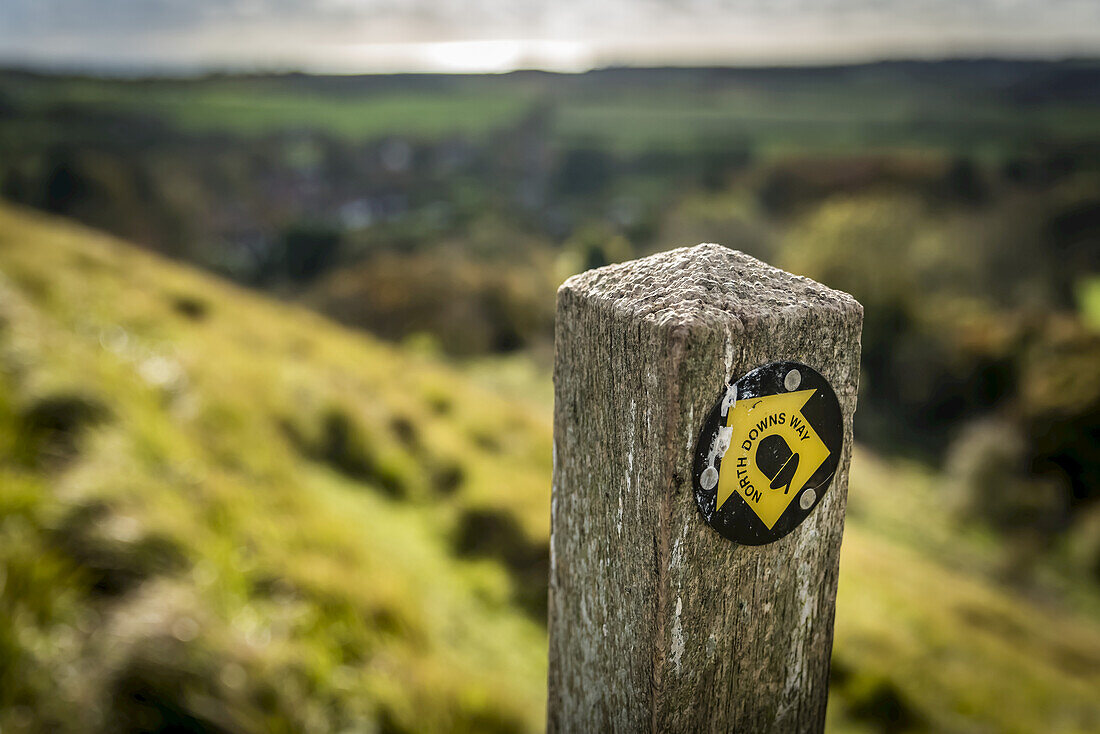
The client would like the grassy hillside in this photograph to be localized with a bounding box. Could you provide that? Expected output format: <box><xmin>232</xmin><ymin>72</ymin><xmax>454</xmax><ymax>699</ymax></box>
<box><xmin>0</xmin><ymin>203</ymin><xmax>551</xmax><ymax>732</ymax></box>
<box><xmin>0</xmin><ymin>204</ymin><xmax>1098</xmax><ymax>733</ymax></box>
<box><xmin>832</xmin><ymin>451</ymin><xmax>1100</xmax><ymax>734</ymax></box>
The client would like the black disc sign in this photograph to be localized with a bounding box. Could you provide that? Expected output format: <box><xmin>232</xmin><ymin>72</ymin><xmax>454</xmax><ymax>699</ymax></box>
<box><xmin>693</xmin><ymin>361</ymin><xmax>843</xmax><ymax>546</ymax></box>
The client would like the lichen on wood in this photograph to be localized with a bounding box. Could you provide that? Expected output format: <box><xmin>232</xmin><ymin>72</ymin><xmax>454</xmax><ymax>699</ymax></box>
<box><xmin>548</xmin><ymin>244</ymin><xmax>863</xmax><ymax>733</ymax></box>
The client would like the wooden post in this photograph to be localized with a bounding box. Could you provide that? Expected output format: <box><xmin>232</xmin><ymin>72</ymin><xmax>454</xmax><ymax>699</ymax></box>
<box><xmin>548</xmin><ymin>244</ymin><xmax>862</xmax><ymax>733</ymax></box>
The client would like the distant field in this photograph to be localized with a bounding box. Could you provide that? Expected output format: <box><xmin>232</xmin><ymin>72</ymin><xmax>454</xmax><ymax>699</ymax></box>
<box><xmin>552</xmin><ymin>98</ymin><xmax>1100</xmax><ymax>157</ymax></box>
<box><xmin>3</xmin><ymin>76</ymin><xmax>535</xmax><ymax>141</ymax></box>
<box><xmin>4</xmin><ymin>62</ymin><xmax>1100</xmax><ymax>156</ymax></box>
<box><xmin>548</xmin><ymin>69</ymin><xmax>1100</xmax><ymax>155</ymax></box>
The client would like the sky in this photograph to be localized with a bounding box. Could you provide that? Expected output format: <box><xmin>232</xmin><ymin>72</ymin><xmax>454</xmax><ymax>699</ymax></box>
<box><xmin>2</xmin><ymin>0</ymin><xmax>1099</xmax><ymax>74</ymax></box>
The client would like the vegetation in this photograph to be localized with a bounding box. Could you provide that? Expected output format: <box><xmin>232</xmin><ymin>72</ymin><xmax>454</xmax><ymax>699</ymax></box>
<box><xmin>0</xmin><ymin>205</ymin><xmax>551</xmax><ymax>732</ymax></box>
<box><xmin>1</xmin><ymin>204</ymin><xmax>1098</xmax><ymax>732</ymax></box>
<box><xmin>1</xmin><ymin>59</ymin><xmax>1099</xmax><ymax>731</ymax></box>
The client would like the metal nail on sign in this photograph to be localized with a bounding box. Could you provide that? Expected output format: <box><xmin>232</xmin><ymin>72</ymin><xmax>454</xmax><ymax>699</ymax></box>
<box><xmin>693</xmin><ymin>361</ymin><xmax>843</xmax><ymax>546</ymax></box>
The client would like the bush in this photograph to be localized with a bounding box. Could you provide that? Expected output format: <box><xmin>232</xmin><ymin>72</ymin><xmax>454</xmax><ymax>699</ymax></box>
<box><xmin>453</xmin><ymin>509</ymin><xmax>548</xmax><ymax>622</ymax></box>
<box><xmin>17</xmin><ymin>392</ymin><xmax>111</xmax><ymax>467</ymax></box>
<box><xmin>945</xmin><ymin>417</ymin><xmax>1069</xmax><ymax>538</ymax></box>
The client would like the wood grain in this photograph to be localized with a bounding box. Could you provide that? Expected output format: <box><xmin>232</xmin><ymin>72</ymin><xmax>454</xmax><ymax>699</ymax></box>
<box><xmin>548</xmin><ymin>244</ymin><xmax>863</xmax><ymax>733</ymax></box>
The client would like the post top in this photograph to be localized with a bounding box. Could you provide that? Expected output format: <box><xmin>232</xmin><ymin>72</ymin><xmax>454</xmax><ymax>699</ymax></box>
<box><xmin>559</xmin><ymin>243</ymin><xmax>861</xmax><ymax>331</ymax></box>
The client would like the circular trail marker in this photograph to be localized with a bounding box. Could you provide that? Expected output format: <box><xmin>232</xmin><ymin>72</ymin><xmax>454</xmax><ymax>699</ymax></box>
<box><xmin>693</xmin><ymin>361</ymin><xmax>843</xmax><ymax>546</ymax></box>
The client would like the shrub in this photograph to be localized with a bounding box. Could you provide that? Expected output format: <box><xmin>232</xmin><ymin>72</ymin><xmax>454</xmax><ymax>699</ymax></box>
<box><xmin>945</xmin><ymin>417</ymin><xmax>1069</xmax><ymax>537</ymax></box>
<box><xmin>17</xmin><ymin>392</ymin><xmax>111</xmax><ymax>467</ymax></box>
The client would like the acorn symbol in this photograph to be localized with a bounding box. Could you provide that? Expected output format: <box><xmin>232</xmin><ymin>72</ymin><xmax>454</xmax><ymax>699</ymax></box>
<box><xmin>756</xmin><ymin>434</ymin><xmax>800</xmax><ymax>494</ymax></box>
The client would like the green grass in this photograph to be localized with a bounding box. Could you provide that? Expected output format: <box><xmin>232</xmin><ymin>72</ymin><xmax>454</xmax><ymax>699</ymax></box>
<box><xmin>0</xmin><ymin>203</ymin><xmax>550</xmax><ymax>731</ymax></box>
<box><xmin>552</xmin><ymin>93</ymin><xmax>1100</xmax><ymax>158</ymax></box>
<box><xmin>0</xmin><ymin>204</ymin><xmax>1098</xmax><ymax>732</ymax></box>
<box><xmin>6</xmin><ymin>77</ymin><xmax>533</xmax><ymax>141</ymax></box>
<box><xmin>831</xmin><ymin>450</ymin><xmax>1100</xmax><ymax>734</ymax></box>
<box><xmin>6</xmin><ymin>70</ymin><xmax>1100</xmax><ymax>155</ymax></box>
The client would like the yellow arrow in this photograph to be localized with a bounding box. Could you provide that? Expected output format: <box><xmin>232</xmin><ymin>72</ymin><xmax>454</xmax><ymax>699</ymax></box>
<box><xmin>715</xmin><ymin>388</ymin><xmax>830</xmax><ymax>529</ymax></box>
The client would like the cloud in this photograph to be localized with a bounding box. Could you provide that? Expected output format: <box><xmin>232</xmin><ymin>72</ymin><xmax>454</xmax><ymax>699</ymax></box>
<box><xmin>1</xmin><ymin>0</ymin><xmax>1098</xmax><ymax>72</ymax></box>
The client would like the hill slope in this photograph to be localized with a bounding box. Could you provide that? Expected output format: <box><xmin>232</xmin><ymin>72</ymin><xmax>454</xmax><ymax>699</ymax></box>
<box><xmin>0</xmin><ymin>204</ymin><xmax>1098</xmax><ymax>733</ymax></box>
<box><xmin>0</xmin><ymin>204</ymin><xmax>552</xmax><ymax>732</ymax></box>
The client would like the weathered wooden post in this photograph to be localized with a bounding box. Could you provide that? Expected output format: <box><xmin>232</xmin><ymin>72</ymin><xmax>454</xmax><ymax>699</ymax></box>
<box><xmin>548</xmin><ymin>244</ymin><xmax>862</xmax><ymax>732</ymax></box>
